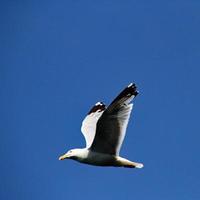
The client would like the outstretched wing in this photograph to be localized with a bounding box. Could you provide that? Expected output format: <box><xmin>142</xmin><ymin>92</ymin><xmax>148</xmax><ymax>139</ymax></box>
<box><xmin>90</xmin><ymin>83</ymin><xmax>138</xmax><ymax>155</ymax></box>
<box><xmin>81</xmin><ymin>102</ymin><xmax>106</xmax><ymax>148</ymax></box>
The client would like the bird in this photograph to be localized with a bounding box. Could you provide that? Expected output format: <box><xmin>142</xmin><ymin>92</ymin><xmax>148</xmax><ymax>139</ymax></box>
<box><xmin>59</xmin><ymin>83</ymin><xmax>144</xmax><ymax>168</ymax></box>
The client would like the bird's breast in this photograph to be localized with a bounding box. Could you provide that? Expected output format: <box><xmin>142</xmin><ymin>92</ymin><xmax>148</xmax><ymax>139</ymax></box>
<box><xmin>77</xmin><ymin>150</ymin><xmax>117</xmax><ymax>166</ymax></box>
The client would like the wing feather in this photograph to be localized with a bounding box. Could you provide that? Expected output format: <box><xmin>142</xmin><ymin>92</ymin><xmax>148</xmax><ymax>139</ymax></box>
<box><xmin>90</xmin><ymin>83</ymin><xmax>138</xmax><ymax>155</ymax></box>
<box><xmin>81</xmin><ymin>102</ymin><xmax>106</xmax><ymax>148</ymax></box>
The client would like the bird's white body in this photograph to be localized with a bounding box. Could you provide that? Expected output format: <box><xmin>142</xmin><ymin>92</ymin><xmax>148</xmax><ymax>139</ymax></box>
<box><xmin>69</xmin><ymin>148</ymin><xmax>143</xmax><ymax>168</ymax></box>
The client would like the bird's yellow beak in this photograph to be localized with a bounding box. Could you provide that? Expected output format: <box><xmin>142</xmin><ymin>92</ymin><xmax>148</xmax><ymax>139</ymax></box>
<box><xmin>59</xmin><ymin>153</ymin><xmax>70</xmax><ymax>160</ymax></box>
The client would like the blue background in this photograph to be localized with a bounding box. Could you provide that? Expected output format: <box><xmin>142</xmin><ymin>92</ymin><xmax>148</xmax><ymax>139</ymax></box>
<box><xmin>1</xmin><ymin>1</ymin><xmax>200</xmax><ymax>199</ymax></box>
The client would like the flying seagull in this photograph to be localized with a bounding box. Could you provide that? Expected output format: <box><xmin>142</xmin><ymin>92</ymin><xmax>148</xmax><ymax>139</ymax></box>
<box><xmin>59</xmin><ymin>83</ymin><xmax>144</xmax><ymax>168</ymax></box>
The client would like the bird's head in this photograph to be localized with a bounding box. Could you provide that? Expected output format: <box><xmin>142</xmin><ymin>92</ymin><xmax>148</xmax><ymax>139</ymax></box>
<box><xmin>59</xmin><ymin>149</ymin><xmax>82</xmax><ymax>160</ymax></box>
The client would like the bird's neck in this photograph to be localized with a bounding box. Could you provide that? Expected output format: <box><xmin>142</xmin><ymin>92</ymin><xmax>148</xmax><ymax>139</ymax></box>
<box><xmin>72</xmin><ymin>148</ymin><xmax>89</xmax><ymax>162</ymax></box>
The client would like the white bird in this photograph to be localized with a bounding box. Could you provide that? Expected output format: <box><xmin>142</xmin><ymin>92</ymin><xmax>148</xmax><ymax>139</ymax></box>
<box><xmin>59</xmin><ymin>83</ymin><xmax>144</xmax><ymax>168</ymax></box>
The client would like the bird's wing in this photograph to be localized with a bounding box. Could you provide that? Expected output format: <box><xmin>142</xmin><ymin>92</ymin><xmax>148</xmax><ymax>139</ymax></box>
<box><xmin>90</xmin><ymin>83</ymin><xmax>138</xmax><ymax>155</ymax></box>
<box><xmin>81</xmin><ymin>102</ymin><xmax>106</xmax><ymax>148</ymax></box>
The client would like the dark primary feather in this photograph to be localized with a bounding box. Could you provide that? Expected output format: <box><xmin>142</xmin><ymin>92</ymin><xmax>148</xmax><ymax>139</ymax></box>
<box><xmin>87</xmin><ymin>102</ymin><xmax>106</xmax><ymax>115</ymax></box>
<box><xmin>107</xmin><ymin>83</ymin><xmax>138</xmax><ymax>113</ymax></box>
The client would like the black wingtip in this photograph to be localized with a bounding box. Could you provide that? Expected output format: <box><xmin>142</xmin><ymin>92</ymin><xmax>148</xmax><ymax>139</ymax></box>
<box><xmin>88</xmin><ymin>102</ymin><xmax>106</xmax><ymax>115</ymax></box>
<box><xmin>127</xmin><ymin>83</ymin><xmax>139</xmax><ymax>97</ymax></box>
<box><xmin>109</xmin><ymin>83</ymin><xmax>139</xmax><ymax>106</ymax></box>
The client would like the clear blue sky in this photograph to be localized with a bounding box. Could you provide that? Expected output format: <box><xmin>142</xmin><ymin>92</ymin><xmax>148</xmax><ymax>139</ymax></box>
<box><xmin>1</xmin><ymin>1</ymin><xmax>200</xmax><ymax>200</ymax></box>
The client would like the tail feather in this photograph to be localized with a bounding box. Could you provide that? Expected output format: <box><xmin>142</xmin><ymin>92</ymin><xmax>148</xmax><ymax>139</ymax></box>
<box><xmin>124</xmin><ymin>161</ymin><xmax>144</xmax><ymax>168</ymax></box>
<box><xmin>117</xmin><ymin>157</ymin><xmax>144</xmax><ymax>168</ymax></box>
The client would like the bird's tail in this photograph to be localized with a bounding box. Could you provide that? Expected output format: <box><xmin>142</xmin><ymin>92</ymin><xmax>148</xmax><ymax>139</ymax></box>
<box><xmin>117</xmin><ymin>157</ymin><xmax>144</xmax><ymax>168</ymax></box>
<box><xmin>124</xmin><ymin>161</ymin><xmax>144</xmax><ymax>168</ymax></box>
